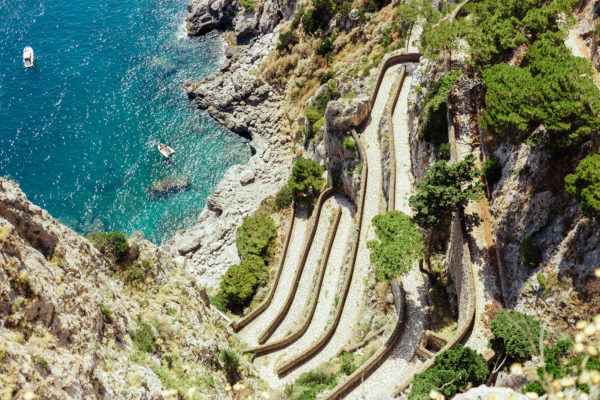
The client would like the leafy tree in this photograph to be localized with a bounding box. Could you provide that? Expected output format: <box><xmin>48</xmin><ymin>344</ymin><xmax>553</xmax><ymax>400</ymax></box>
<box><xmin>489</xmin><ymin>310</ymin><xmax>541</xmax><ymax>367</ymax></box>
<box><xmin>409</xmin><ymin>345</ymin><xmax>489</xmax><ymax>400</ymax></box>
<box><xmin>236</xmin><ymin>213</ymin><xmax>277</xmax><ymax>260</ymax></box>
<box><xmin>86</xmin><ymin>231</ymin><xmax>130</xmax><ymax>263</ymax></box>
<box><xmin>409</xmin><ymin>154</ymin><xmax>483</xmax><ymax>230</ymax></box>
<box><xmin>275</xmin><ymin>186</ymin><xmax>294</xmax><ymax>210</ymax></box>
<box><xmin>220</xmin><ymin>254</ymin><xmax>268</xmax><ymax>308</ymax></box>
<box><xmin>367</xmin><ymin>211</ymin><xmax>424</xmax><ymax>282</ymax></box>
<box><xmin>394</xmin><ymin>0</ymin><xmax>433</xmax><ymax>39</ymax></box>
<box><xmin>565</xmin><ymin>154</ymin><xmax>600</xmax><ymax>219</ymax></box>
<box><xmin>521</xmin><ymin>236</ymin><xmax>542</xmax><ymax>269</ymax></box>
<box><xmin>288</xmin><ymin>158</ymin><xmax>326</xmax><ymax>204</ymax></box>
<box><xmin>420</xmin><ymin>18</ymin><xmax>467</xmax><ymax>63</ymax></box>
<box><xmin>481</xmin><ymin>36</ymin><xmax>600</xmax><ymax>151</ymax></box>
<box><xmin>302</xmin><ymin>0</ymin><xmax>334</xmax><ymax>34</ymax></box>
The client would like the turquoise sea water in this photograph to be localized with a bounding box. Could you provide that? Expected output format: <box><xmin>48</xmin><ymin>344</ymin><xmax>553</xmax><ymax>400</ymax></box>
<box><xmin>0</xmin><ymin>0</ymin><xmax>251</xmax><ymax>243</ymax></box>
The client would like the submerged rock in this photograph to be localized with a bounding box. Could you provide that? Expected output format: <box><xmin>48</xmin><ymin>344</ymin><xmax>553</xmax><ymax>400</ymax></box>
<box><xmin>147</xmin><ymin>176</ymin><xmax>192</xmax><ymax>200</ymax></box>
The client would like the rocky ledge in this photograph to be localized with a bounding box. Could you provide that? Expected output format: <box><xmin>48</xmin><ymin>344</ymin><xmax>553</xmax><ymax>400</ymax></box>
<box><xmin>166</xmin><ymin>0</ymin><xmax>299</xmax><ymax>288</ymax></box>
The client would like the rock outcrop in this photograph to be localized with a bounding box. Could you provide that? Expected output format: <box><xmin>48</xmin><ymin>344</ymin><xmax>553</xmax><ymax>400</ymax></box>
<box><xmin>186</xmin><ymin>0</ymin><xmax>237</xmax><ymax>36</ymax></box>
<box><xmin>0</xmin><ymin>178</ymin><xmax>252</xmax><ymax>398</ymax></box>
<box><xmin>147</xmin><ymin>176</ymin><xmax>192</xmax><ymax>200</ymax></box>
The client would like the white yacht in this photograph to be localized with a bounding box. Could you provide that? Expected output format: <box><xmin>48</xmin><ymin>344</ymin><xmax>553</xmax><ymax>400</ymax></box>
<box><xmin>23</xmin><ymin>47</ymin><xmax>34</xmax><ymax>68</ymax></box>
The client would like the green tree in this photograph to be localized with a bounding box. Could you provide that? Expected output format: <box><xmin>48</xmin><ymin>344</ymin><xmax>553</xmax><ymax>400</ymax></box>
<box><xmin>394</xmin><ymin>0</ymin><xmax>433</xmax><ymax>39</ymax></box>
<box><xmin>86</xmin><ymin>231</ymin><xmax>130</xmax><ymax>263</ymax></box>
<box><xmin>409</xmin><ymin>345</ymin><xmax>489</xmax><ymax>400</ymax></box>
<box><xmin>288</xmin><ymin>158</ymin><xmax>326</xmax><ymax>204</ymax></box>
<box><xmin>220</xmin><ymin>254</ymin><xmax>268</xmax><ymax>308</ymax></box>
<box><xmin>565</xmin><ymin>154</ymin><xmax>600</xmax><ymax>219</ymax></box>
<box><xmin>236</xmin><ymin>213</ymin><xmax>277</xmax><ymax>260</ymax></box>
<box><xmin>275</xmin><ymin>186</ymin><xmax>294</xmax><ymax>210</ymax></box>
<box><xmin>409</xmin><ymin>154</ymin><xmax>483</xmax><ymax>230</ymax></box>
<box><xmin>489</xmin><ymin>310</ymin><xmax>541</xmax><ymax>368</ymax></box>
<box><xmin>367</xmin><ymin>211</ymin><xmax>424</xmax><ymax>282</ymax></box>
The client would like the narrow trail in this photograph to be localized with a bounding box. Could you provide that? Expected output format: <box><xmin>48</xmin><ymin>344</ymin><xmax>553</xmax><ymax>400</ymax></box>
<box><xmin>346</xmin><ymin>69</ymin><xmax>427</xmax><ymax>400</ymax></box>
<box><xmin>253</xmin><ymin>194</ymin><xmax>355</xmax><ymax>388</ymax></box>
<box><xmin>270</xmin><ymin>196</ymin><xmax>339</xmax><ymax>342</ymax></box>
<box><xmin>238</xmin><ymin>208</ymin><xmax>310</xmax><ymax>348</ymax></box>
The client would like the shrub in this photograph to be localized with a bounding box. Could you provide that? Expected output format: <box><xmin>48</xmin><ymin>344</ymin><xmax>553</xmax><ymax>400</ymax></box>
<box><xmin>409</xmin><ymin>345</ymin><xmax>489</xmax><ymax>400</ymax></box>
<box><xmin>521</xmin><ymin>236</ymin><xmax>542</xmax><ymax>269</ymax></box>
<box><xmin>483</xmin><ymin>155</ymin><xmax>503</xmax><ymax>186</ymax></box>
<box><xmin>275</xmin><ymin>186</ymin><xmax>294</xmax><ymax>210</ymax></box>
<box><xmin>219</xmin><ymin>349</ymin><xmax>240</xmax><ymax>383</ymax></box>
<box><xmin>305</xmin><ymin>105</ymin><xmax>323</xmax><ymax>142</ymax></box>
<box><xmin>489</xmin><ymin>310</ymin><xmax>541</xmax><ymax>365</ymax></box>
<box><xmin>220</xmin><ymin>255</ymin><xmax>268</xmax><ymax>309</ymax></box>
<box><xmin>409</xmin><ymin>154</ymin><xmax>483</xmax><ymax>230</ymax></box>
<box><xmin>288</xmin><ymin>158</ymin><xmax>326</xmax><ymax>204</ymax></box>
<box><xmin>86</xmin><ymin>231</ymin><xmax>129</xmax><ymax>262</ymax></box>
<box><xmin>367</xmin><ymin>211</ymin><xmax>424</xmax><ymax>282</ymax></box>
<box><xmin>100</xmin><ymin>305</ymin><xmax>112</xmax><ymax>323</ymax></box>
<box><xmin>343</xmin><ymin>137</ymin><xmax>357</xmax><ymax>151</ymax></box>
<box><xmin>240</xmin><ymin>0</ymin><xmax>255</xmax><ymax>11</ymax></box>
<box><xmin>315</xmin><ymin>35</ymin><xmax>334</xmax><ymax>57</ymax></box>
<box><xmin>436</xmin><ymin>143</ymin><xmax>451</xmax><ymax>161</ymax></box>
<box><xmin>340</xmin><ymin>353</ymin><xmax>357</xmax><ymax>375</ymax></box>
<box><xmin>124</xmin><ymin>266</ymin><xmax>145</xmax><ymax>286</ymax></box>
<box><xmin>320</xmin><ymin>70</ymin><xmax>334</xmax><ymax>85</ymax></box>
<box><xmin>277</xmin><ymin>29</ymin><xmax>298</xmax><ymax>53</ymax></box>
<box><xmin>236</xmin><ymin>213</ymin><xmax>277</xmax><ymax>260</ymax></box>
<box><xmin>523</xmin><ymin>381</ymin><xmax>546</xmax><ymax>396</ymax></box>
<box><xmin>302</xmin><ymin>0</ymin><xmax>334</xmax><ymax>34</ymax></box>
<box><xmin>285</xmin><ymin>370</ymin><xmax>338</xmax><ymax>400</ymax></box>
<box><xmin>133</xmin><ymin>321</ymin><xmax>155</xmax><ymax>353</ymax></box>
<box><xmin>565</xmin><ymin>154</ymin><xmax>600</xmax><ymax>219</ymax></box>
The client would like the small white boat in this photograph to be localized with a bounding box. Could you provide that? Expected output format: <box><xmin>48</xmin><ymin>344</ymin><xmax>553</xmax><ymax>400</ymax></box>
<box><xmin>23</xmin><ymin>47</ymin><xmax>34</xmax><ymax>68</ymax></box>
<box><xmin>158</xmin><ymin>143</ymin><xmax>175</xmax><ymax>158</ymax></box>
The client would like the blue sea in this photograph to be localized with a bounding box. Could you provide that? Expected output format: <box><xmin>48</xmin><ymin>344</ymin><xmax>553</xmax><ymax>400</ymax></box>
<box><xmin>0</xmin><ymin>0</ymin><xmax>251</xmax><ymax>243</ymax></box>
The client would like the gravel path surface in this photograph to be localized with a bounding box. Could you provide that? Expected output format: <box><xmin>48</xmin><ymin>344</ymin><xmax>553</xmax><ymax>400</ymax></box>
<box><xmin>347</xmin><ymin>69</ymin><xmax>426</xmax><ymax>400</ymax></box>
<box><xmin>393</xmin><ymin>74</ymin><xmax>416</xmax><ymax>213</ymax></box>
<box><xmin>238</xmin><ymin>207</ymin><xmax>310</xmax><ymax>348</ymax></box>
<box><xmin>269</xmin><ymin>197</ymin><xmax>338</xmax><ymax>342</ymax></box>
<box><xmin>253</xmin><ymin>194</ymin><xmax>354</xmax><ymax>388</ymax></box>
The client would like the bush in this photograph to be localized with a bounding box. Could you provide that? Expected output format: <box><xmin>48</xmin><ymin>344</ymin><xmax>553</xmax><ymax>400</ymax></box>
<box><xmin>320</xmin><ymin>70</ymin><xmax>334</xmax><ymax>85</ymax></box>
<box><xmin>277</xmin><ymin>29</ymin><xmax>299</xmax><ymax>53</ymax></box>
<box><xmin>100</xmin><ymin>305</ymin><xmax>112</xmax><ymax>323</ymax></box>
<box><xmin>302</xmin><ymin>0</ymin><xmax>334</xmax><ymax>34</ymax></box>
<box><xmin>523</xmin><ymin>381</ymin><xmax>546</xmax><ymax>396</ymax></box>
<box><xmin>409</xmin><ymin>345</ymin><xmax>489</xmax><ymax>400</ymax></box>
<box><xmin>565</xmin><ymin>154</ymin><xmax>600</xmax><ymax>219</ymax></box>
<box><xmin>133</xmin><ymin>321</ymin><xmax>155</xmax><ymax>353</ymax></box>
<box><xmin>489</xmin><ymin>310</ymin><xmax>541</xmax><ymax>365</ymax></box>
<box><xmin>409</xmin><ymin>154</ymin><xmax>483</xmax><ymax>230</ymax></box>
<box><xmin>124</xmin><ymin>266</ymin><xmax>145</xmax><ymax>286</ymax></box>
<box><xmin>436</xmin><ymin>142</ymin><xmax>451</xmax><ymax>161</ymax></box>
<box><xmin>340</xmin><ymin>353</ymin><xmax>357</xmax><ymax>375</ymax></box>
<box><xmin>275</xmin><ymin>186</ymin><xmax>294</xmax><ymax>210</ymax></box>
<box><xmin>288</xmin><ymin>158</ymin><xmax>326</xmax><ymax>204</ymax></box>
<box><xmin>367</xmin><ymin>211</ymin><xmax>424</xmax><ymax>282</ymax></box>
<box><xmin>86</xmin><ymin>231</ymin><xmax>129</xmax><ymax>262</ymax></box>
<box><xmin>220</xmin><ymin>255</ymin><xmax>268</xmax><ymax>309</ymax></box>
<box><xmin>219</xmin><ymin>349</ymin><xmax>240</xmax><ymax>383</ymax></box>
<box><xmin>315</xmin><ymin>35</ymin><xmax>334</xmax><ymax>57</ymax></box>
<box><xmin>343</xmin><ymin>137</ymin><xmax>357</xmax><ymax>151</ymax></box>
<box><xmin>236</xmin><ymin>213</ymin><xmax>277</xmax><ymax>260</ymax></box>
<box><xmin>483</xmin><ymin>155</ymin><xmax>503</xmax><ymax>186</ymax></box>
<box><xmin>240</xmin><ymin>0</ymin><xmax>255</xmax><ymax>11</ymax></box>
<box><xmin>521</xmin><ymin>236</ymin><xmax>542</xmax><ymax>269</ymax></box>
<box><xmin>285</xmin><ymin>370</ymin><xmax>338</xmax><ymax>400</ymax></box>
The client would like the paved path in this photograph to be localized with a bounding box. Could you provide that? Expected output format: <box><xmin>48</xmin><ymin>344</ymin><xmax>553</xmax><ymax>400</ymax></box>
<box><xmin>238</xmin><ymin>207</ymin><xmax>310</xmax><ymax>348</ymax></box>
<box><xmin>253</xmin><ymin>194</ymin><xmax>355</xmax><ymax>388</ymax></box>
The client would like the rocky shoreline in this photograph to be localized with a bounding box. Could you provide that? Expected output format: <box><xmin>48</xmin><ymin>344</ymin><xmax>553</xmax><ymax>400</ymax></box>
<box><xmin>165</xmin><ymin>0</ymin><xmax>298</xmax><ymax>288</ymax></box>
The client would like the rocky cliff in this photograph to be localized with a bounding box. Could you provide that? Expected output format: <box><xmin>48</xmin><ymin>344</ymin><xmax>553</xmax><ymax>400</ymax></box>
<box><xmin>0</xmin><ymin>178</ymin><xmax>261</xmax><ymax>399</ymax></box>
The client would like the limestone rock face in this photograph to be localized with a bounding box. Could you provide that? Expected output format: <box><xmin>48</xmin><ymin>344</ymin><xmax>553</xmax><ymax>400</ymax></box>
<box><xmin>325</xmin><ymin>97</ymin><xmax>370</xmax><ymax>133</ymax></box>
<box><xmin>186</xmin><ymin>0</ymin><xmax>237</xmax><ymax>36</ymax></box>
<box><xmin>0</xmin><ymin>178</ymin><xmax>243</xmax><ymax>398</ymax></box>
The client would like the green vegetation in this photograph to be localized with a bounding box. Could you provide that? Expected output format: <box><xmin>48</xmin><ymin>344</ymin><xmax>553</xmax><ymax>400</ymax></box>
<box><xmin>275</xmin><ymin>186</ymin><xmax>294</xmax><ymax>210</ymax></box>
<box><xmin>86</xmin><ymin>231</ymin><xmax>129</xmax><ymax>263</ymax></box>
<box><xmin>489</xmin><ymin>310</ymin><xmax>541</xmax><ymax>365</ymax></box>
<box><xmin>284</xmin><ymin>370</ymin><xmax>338</xmax><ymax>400</ymax></box>
<box><xmin>219</xmin><ymin>254</ymin><xmax>268</xmax><ymax>309</ymax></box>
<box><xmin>302</xmin><ymin>0</ymin><xmax>334</xmax><ymax>34</ymax></box>
<box><xmin>482</xmin><ymin>155</ymin><xmax>502</xmax><ymax>186</ymax></box>
<box><xmin>288</xmin><ymin>157</ymin><xmax>326</xmax><ymax>204</ymax></box>
<box><xmin>304</xmin><ymin>105</ymin><xmax>323</xmax><ymax>142</ymax></box>
<box><xmin>409</xmin><ymin>345</ymin><xmax>489</xmax><ymax>400</ymax></box>
<box><xmin>409</xmin><ymin>154</ymin><xmax>483</xmax><ymax>230</ymax></box>
<box><xmin>343</xmin><ymin>137</ymin><xmax>357</xmax><ymax>151</ymax></box>
<box><xmin>418</xmin><ymin>70</ymin><xmax>462</xmax><ymax>148</ymax></box>
<box><xmin>436</xmin><ymin>143</ymin><xmax>451</xmax><ymax>161</ymax></box>
<box><xmin>219</xmin><ymin>349</ymin><xmax>240</xmax><ymax>383</ymax></box>
<box><xmin>240</xmin><ymin>0</ymin><xmax>255</xmax><ymax>11</ymax></box>
<box><xmin>565</xmin><ymin>154</ymin><xmax>600</xmax><ymax>219</ymax></box>
<box><xmin>132</xmin><ymin>321</ymin><xmax>155</xmax><ymax>353</ymax></box>
<box><xmin>100</xmin><ymin>305</ymin><xmax>112</xmax><ymax>323</ymax></box>
<box><xmin>520</xmin><ymin>236</ymin><xmax>542</xmax><ymax>269</ymax></box>
<box><xmin>340</xmin><ymin>352</ymin><xmax>357</xmax><ymax>375</ymax></box>
<box><xmin>315</xmin><ymin>34</ymin><xmax>334</xmax><ymax>61</ymax></box>
<box><xmin>277</xmin><ymin>29</ymin><xmax>299</xmax><ymax>52</ymax></box>
<box><xmin>236</xmin><ymin>213</ymin><xmax>277</xmax><ymax>260</ymax></box>
<box><xmin>367</xmin><ymin>211</ymin><xmax>424</xmax><ymax>282</ymax></box>
<box><xmin>36</xmin><ymin>355</ymin><xmax>48</xmax><ymax>373</ymax></box>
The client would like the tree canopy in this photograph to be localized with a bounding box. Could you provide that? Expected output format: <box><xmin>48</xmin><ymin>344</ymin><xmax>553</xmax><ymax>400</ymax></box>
<box><xmin>220</xmin><ymin>254</ymin><xmax>268</xmax><ymax>309</ymax></box>
<box><xmin>489</xmin><ymin>310</ymin><xmax>542</xmax><ymax>365</ymax></box>
<box><xmin>236</xmin><ymin>213</ymin><xmax>277</xmax><ymax>260</ymax></box>
<box><xmin>288</xmin><ymin>157</ymin><xmax>326</xmax><ymax>204</ymax></box>
<box><xmin>367</xmin><ymin>211</ymin><xmax>424</xmax><ymax>282</ymax></box>
<box><xmin>409</xmin><ymin>154</ymin><xmax>483</xmax><ymax>230</ymax></box>
<box><xmin>565</xmin><ymin>154</ymin><xmax>600</xmax><ymax>219</ymax></box>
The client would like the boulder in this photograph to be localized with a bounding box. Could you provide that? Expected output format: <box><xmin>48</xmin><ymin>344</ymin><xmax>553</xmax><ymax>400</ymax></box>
<box><xmin>240</xmin><ymin>169</ymin><xmax>255</xmax><ymax>185</ymax></box>
<box><xmin>325</xmin><ymin>97</ymin><xmax>370</xmax><ymax>132</ymax></box>
<box><xmin>147</xmin><ymin>176</ymin><xmax>192</xmax><ymax>200</ymax></box>
<box><xmin>186</xmin><ymin>0</ymin><xmax>237</xmax><ymax>36</ymax></box>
